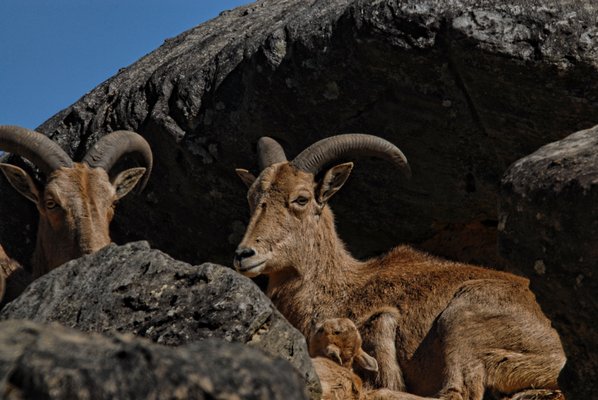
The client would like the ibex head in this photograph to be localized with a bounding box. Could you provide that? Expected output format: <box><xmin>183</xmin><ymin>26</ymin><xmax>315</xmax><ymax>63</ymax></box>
<box><xmin>233</xmin><ymin>134</ymin><xmax>410</xmax><ymax>278</ymax></box>
<box><xmin>309</xmin><ymin>317</ymin><xmax>378</xmax><ymax>372</ymax></box>
<box><xmin>0</xmin><ymin>126</ymin><xmax>152</xmax><ymax>277</ymax></box>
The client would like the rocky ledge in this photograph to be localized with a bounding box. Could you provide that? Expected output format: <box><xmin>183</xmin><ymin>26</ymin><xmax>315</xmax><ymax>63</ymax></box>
<box><xmin>0</xmin><ymin>242</ymin><xmax>320</xmax><ymax>399</ymax></box>
<box><xmin>0</xmin><ymin>319</ymin><xmax>307</xmax><ymax>400</ymax></box>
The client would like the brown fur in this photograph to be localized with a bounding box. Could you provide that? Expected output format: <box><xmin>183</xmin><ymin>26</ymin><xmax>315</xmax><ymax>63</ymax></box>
<box><xmin>0</xmin><ymin>244</ymin><xmax>31</xmax><ymax>306</ymax></box>
<box><xmin>235</xmin><ymin>163</ymin><xmax>566</xmax><ymax>400</ymax></box>
<box><xmin>313</xmin><ymin>357</ymin><xmax>364</xmax><ymax>400</ymax></box>
<box><xmin>309</xmin><ymin>318</ymin><xmax>374</xmax><ymax>400</ymax></box>
<box><xmin>0</xmin><ymin>163</ymin><xmax>144</xmax><ymax>300</ymax></box>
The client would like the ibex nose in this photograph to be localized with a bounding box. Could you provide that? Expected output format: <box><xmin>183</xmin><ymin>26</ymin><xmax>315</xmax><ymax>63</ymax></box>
<box><xmin>234</xmin><ymin>247</ymin><xmax>256</xmax><ymax>262</ymax></box>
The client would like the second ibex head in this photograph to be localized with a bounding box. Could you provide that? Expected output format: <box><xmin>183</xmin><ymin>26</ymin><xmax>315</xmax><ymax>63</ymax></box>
<box><xmin>0</xmin><ymin>125</ymin><xmax>152</xmax><ymax>278</ymax></box>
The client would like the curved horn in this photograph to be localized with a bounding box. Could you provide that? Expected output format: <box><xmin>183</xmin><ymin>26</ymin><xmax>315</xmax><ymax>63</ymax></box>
<box><xmin>257</xmin><ymin>137</ymin><xmax>287</xmax><ymax>170</ymax></box>
<box><xmin>82</xmin><ymin>130</ymin><xmax>153</xmax><ymax>191</ymax></box>
<box><xmin>0</xmin><ymin>125</ymin><xmax>73</xmax><ymax>175</ymax></box>
<box><xmin>291</xmin><ymin>134</ymin><xmax>411</xmax><ymax>178</ymax></box>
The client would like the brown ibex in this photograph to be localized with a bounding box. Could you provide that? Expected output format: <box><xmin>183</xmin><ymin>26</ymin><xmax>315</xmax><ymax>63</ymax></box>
<box><xmin>234</xmin><ymin>134</ymin><xmax>566</xmax><ymax>400</ymax></box>
<box><xmin>309</xmin><ymin>317</ymin><xmax>378</xmax><ymax>400</ymax></box>
<box><xmin>0</xmin><ymin>125</ymin><xmax>152</xmax><ymax>302</ymax></box>
<box><xmin>310</xmin><ymin>317</ymin><xmax>439</xmax><ymax>400</ymax></box>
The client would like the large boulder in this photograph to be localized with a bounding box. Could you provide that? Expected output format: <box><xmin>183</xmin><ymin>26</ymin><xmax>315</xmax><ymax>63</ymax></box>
<box><xmin>1</xmin><ymin>0</ymin><xmax>596</xmax><ymax>269</ymax></box>
<box><xmin>0</xmin><ymin>0</ymin><xmax>596</xmax><ymax>397</ymax></box>
<box><xmin>0</xmin><ymin>319</ymin><xmax>308</xmax><ymax>400</ymax></box>
<box><xmin>499</xmin><ymin>125</ymin><xmax>598</xmax><ymax>399</ymax></box>
<box><xmin>0</xmin><ymin>242</ymin><xmax>320</xmax><ymax>399</ymax></box>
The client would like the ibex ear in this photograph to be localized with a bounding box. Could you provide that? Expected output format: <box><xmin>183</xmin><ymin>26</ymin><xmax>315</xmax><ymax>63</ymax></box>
<box><xmin>112</xmin><ymin>167</ymin><xmax>146</xmax><ymax>200</ymax></box>
<box><xmin>317</xmin><ymin>162</ymin><xmax>353</xmax><ymax>204</ymax></box>
<box><xmin>355</xmin><ymin>348</ymin><xmax>378</xmax><ymax>372</ymax></box>
<box><xmin>236</xmin><ymin>168</ymin><xmax>256</xmax><ymax>188</ymax></box>
<box><xmin>0</xmin><ymin>163</ymin><xmax>40</xmax><ymax>203</ymax></box>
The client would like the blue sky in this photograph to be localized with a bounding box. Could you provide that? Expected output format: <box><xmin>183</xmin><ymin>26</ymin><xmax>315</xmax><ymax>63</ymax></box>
<box><xmin>0</xmin><ymin>0</ymin><xmax>251</xmax><ymax>130</ymax></box>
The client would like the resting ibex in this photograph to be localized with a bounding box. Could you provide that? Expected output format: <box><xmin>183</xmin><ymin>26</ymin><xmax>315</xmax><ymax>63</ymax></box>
<box><xmin>234</xmin><ymin>134</ymin><xmax>566</xmax><ymax>400</ymax></box>
<box><xmin>309</xmin><ymin>318</ymin><xmax>378</xmax><ymax>400</ymax></box>
<box><xmin>0</xmin><ymin>125</ymin><xmax>152</xmax><ymax>301</ymax></box>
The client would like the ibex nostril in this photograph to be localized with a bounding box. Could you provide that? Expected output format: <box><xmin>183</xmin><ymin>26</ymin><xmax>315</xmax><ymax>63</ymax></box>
<box><xmin>234</xmin><ymin>247</ymin><xmax>256</xmax><ymax>261</ymax></box>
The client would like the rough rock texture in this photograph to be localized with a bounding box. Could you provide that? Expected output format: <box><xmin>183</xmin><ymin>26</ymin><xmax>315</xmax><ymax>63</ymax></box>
<box><xmin>0</xmin><ymin>242</ymin><xmax>320</xmax><ymax>399</ymax></box>
<box><xmin>499</xmin><ymin>125</ymin><xmax>598</xmax><ymax>399</ymax></box>
<box><xmin>0</xmin><ymin>319</ymin><xmax>308</xmax><ymax>400</ymax></box>
<box><xmin>0</xmin><ymin>0</ymin><xmax>596</xmax><ymax>397</ymax></box>
<box><xmin>1</xmin><ymin>0</ymin><xmax>597</xmax><ymax>269</ymax></box>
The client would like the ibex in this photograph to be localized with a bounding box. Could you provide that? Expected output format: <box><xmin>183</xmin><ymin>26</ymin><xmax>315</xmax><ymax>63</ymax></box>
<box><xmin>309</xmin><ymin>317</ymin><xmax>377</xmax><ymax>400</ymax></box>
<box><xmin>0</xmin><ymin>125</ymin><xmax>152</xmax><ymax>302</ymax></box>
<box><xmin>234</xmin><ymin>134</ymin><xmax>566</xmax><ymax>400</ymax></box>
<box><xmin>310</xmin><ymin>317</ymin><xmax>439</xmax><ymax>400</ymax></box>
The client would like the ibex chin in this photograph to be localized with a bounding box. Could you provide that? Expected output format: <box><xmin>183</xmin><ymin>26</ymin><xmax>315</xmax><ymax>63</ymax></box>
<box><xmin>234</xmin><ymin>134</ymin><xmax>566</xmax><ymax>400</ymax></box>
<box><xmin>0</xmin><ymin>125</ymin><xmax>152</xmax><ymax>302</ymax></box>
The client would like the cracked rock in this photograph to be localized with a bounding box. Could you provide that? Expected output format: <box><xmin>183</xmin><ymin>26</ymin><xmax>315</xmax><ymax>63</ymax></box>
<box><xmin>0</xmin><ymin>242</ymin><xmax>320</xmax><ymax>399</ymax></box>
<box><xmin>0</xmin><ymin>319</ymin><xmax>308</xmax><ymax>400</ymax></box>
<box><xmin>499</xmin><ymin>124</ymin><xmax>598</xmax><ymax>399</ymax></box>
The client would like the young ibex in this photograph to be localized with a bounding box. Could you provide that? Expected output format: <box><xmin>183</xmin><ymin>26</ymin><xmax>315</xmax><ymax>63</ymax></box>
<box><xmin>0</xmin><ymin>125</ymin><xmax>152</xmax><ymax>301</ymax></box>
<box><xmin>234</xmin><ymin>134</ymin><xmax>566</xmax><ymax>400</ymax></box>
<box><xmin>310</xmin><ymin>318</ymin><xmax>439</xmax><ymax>400</ymax></box>
<box><xmin>309</xmin><ymin>318</ymin><xmax>378</xmax><ymax>400</ymax></box>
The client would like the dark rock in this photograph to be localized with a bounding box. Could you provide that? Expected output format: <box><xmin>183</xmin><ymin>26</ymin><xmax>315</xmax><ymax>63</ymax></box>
<box><xmin>0</xmin><ymin>319</ymin><xmax>308</xmax><ymax>400</ymax></box>
<box><xmin>0</xmin><ymin>0</ymin><xmax>596</xmax><ymax>396</ymax></box>
<box><xmin>0</xmin><ymin>242</ymin><xmax>320</xmax><ymax>399</ymax></box>
<box><xmin>499</xmin><ymin>125</ymin><xmax>598</xmax><ymax>400</ymax></box>
<box><xmin>1</xmin><ymin>0</ymin><xmax>597</xmax><ymax>270</ymax></box>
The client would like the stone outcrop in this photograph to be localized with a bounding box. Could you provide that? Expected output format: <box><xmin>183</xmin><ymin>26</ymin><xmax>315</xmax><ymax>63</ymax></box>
<box><xmin>0</xmin><ymin>242</ymin><xmax>320</xmax><ymax>398</ymax></box>
<box><xmin>1</xmin><ymin>0</ymin><xmax>596</xmax><ymax>269</ymax></box>
<box><xmin>499</xmin><ymin>125</ymin><xmax>598</xmax><ymax>399</ymax></box>
<box><xmin>0</xmin><ymin>319</ymin><xmax>308</xmax><ymax>400</ymax></box>
<box><xmin>0</xmin><ymin>0</ymin><xmax>596</xmax><ymax>398</ymax></box>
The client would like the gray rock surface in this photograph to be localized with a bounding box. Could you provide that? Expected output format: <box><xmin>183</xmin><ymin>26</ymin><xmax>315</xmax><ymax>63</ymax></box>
<box><xmin>0</xmin><ymin>319</ymin><xmax>308</xmax><ymax>400</ymax></box>
<box><xmin>1</xmin><ymin>0</ymin><xmax>597</xmax><ymax>270</ymax></box>
<box><xmin>499</xmin><ymin>125</ymin><xmax>598</xmax><ymax>399</ymax></box>
<box><xmin>0</xmin><ymin>0</ymin><xmax>596</xmax><ymax>398</ymax></box>
<box><xmin>0</xmin><ymin>242</ymin><xmax>320</xmax><ymax>399</ymax></box>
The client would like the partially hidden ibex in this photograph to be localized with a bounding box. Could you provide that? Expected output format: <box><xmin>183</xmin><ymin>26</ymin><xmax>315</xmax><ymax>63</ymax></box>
<box><xmin>310</xmin><ymin>317</ymin><xmax>438</xmax><ymax>400</ymax></box>
<box><xmin>309</xmin><ymin>317</ymin><xmax>377</xmax><ymax>400</ymax></box>
<box><xmin>0</xmin><ymin>125</ymin><xmax>152</xmax><ymax>302</ymax></box>
<box><xmin>234</xmin><ymin>134</ymin><xmax>566</xmax><ymax>400</ymax></box>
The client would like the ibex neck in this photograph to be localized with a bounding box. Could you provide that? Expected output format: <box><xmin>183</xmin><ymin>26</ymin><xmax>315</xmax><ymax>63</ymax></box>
<box><xmin>266</xmin><ymin>207</ymin><xmax>362</xmax><ymax>334</ymax></box>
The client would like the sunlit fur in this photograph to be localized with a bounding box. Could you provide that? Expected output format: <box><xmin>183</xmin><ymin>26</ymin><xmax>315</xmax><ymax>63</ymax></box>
<box><xmin>236</xmin><ymin>162</ymin><xmax>566</xmax><ymax>400</ymax></box>
<box><xmin>309</xmin><ymin>318</ymin><xmax>372</xmax><ymax>400</ymax></box>
<box><xmin>30</xmin><ymin>164</ymin><xmax>117</xmax><ymax>277</ymax></box>
<box><xmin>0</xmin><ymin>162</ymin><xmax>144</xmax><ymax>304</ymax></box>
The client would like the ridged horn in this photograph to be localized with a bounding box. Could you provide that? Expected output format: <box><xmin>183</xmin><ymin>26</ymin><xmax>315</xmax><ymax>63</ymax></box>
<box><xmin>257</xmin><ymin>137</ymin><xmax>287</xmax><ymax>170</ymax></box>
<box><xmin>291</xmin><ymin>134</ymin><xmax>411</xmax><ymax>177</ymax></box>
<box><xmin>82</xmin><ymin>130</ymin><xmax>153</xmax><ymax>191</ymax></box>
<box><xmin>0</xmin><ymin>125</ymin><xmax>73</xmax><ymax>175</ymax></box>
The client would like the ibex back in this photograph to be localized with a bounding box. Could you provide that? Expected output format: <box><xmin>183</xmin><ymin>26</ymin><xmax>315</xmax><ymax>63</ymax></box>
<box><xmin>234</xmin><ymin>134</ymin><xmax>566</xmax><ymax>400</ymax></box>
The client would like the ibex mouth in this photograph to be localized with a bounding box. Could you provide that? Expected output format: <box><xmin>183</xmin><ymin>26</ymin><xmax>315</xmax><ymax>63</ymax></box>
<box><xmin>235</xmin><ymin>257</ymin><xmax>268</xmax><ymax>277</ymax></box>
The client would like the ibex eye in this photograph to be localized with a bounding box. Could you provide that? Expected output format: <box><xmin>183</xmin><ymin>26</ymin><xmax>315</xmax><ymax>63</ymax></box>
<box><xmin>45</xmin><ymin>200</ymin><xmax>57</xmax><ymax>209</ymax></box>
<box><xmin>294</xmin><ymin>196</ymin><xmax>309</xmax><ymax>206</ymax></box>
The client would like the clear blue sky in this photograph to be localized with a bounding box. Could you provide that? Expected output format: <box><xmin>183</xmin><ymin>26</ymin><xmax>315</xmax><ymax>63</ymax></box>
<box><xmin>0</xmin><ymin>0</ymin><xmax>251</xmax><ymax>130</ymax></box>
